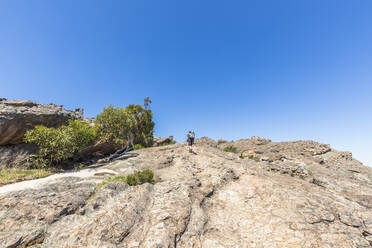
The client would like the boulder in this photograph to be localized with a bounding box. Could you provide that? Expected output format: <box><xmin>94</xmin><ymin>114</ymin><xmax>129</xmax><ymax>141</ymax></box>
<box><xmin>0</xmin><ymin>99</ymin><xmax>83</xmax><ymax>145</ymax></box>
<box><xmin>240</xmin><ymin>149</ymin><xmax>257</xmax><ymax>158</ymax></box>
<box><xmin>79</xmin><ymin>140</ymin><xmax>118</xmax><ymax>160</ymax></box>
<box><xmin>153</xmin><ymin>135</ymin><xmax>174</xmax><ymax>147</ymax></box>
<box><xmin>251</xmin><ymin>136</ymin><xmax>271</xmax><ymax>145</ymax></box>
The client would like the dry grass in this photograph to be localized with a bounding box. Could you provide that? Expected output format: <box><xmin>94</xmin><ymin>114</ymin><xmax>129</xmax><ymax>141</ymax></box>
<box><xmin>0</xmin><ymin>168</ymin><xmax>53</xmax><ymax>186</ymax></box>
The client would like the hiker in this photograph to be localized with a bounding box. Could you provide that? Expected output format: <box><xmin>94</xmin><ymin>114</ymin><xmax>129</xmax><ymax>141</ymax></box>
<box><xmin>187</xmin><ymin>131</ymin><xmax>195</xmax><ymax>148</ymax></box>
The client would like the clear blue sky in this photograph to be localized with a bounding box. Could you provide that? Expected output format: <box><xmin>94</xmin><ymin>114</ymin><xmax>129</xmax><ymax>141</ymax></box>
<box><xmin>1</xmin><ymin>1</ymin><xmax>371</xmax><ymax>165</ymax></box>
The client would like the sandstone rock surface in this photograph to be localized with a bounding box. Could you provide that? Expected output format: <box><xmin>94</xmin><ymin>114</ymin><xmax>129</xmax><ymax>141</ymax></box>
<box><xmin>0</xmin><ymin>99</ymin><xmax>83</xmax><ymax>146</ymax></box>
<box><xmin>153</xmin><ymin>135</ymin><xmax>174</xmax><ymax>147</ymax></box>
<box><xmin>1</xmin><ymin>137</ymin><xmax>372</xmax><ymax>247</ymax></box>
<box><xmin>0</xmin><ymin>143</ymin><xmax>37</xmax><ymax>169</ymax></box>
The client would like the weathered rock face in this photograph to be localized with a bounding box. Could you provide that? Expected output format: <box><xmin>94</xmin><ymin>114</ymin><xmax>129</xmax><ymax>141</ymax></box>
<box><xmin>0</xmin><ymin>177</ymin><xmax>96</xmax><ymax>247</ymax></box>
<box><xmin>79</xmin><ymin>140</ymin><xmax>118</xmax><ymax>160</ymax></box>
<box><xmin>153</xmin><ymin>135</ymin><xmax>174</xmax><ymax>147</ymax></box>
<box><xmin>1</xmin><ymin>137</ymin><xmax>372</xmax><ymax>247</ymax></box>
<box><xmin>0</xmin><ymin>143</ymin><xmax>37</xmax><ymax>169</ymax></box>
<box><xmin>0</xmin><ymin>99</ymin><xmax>83</xmax><ymax>145</ymax></box>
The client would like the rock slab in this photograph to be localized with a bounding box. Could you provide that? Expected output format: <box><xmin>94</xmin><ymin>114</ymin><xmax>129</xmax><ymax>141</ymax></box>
<box><xmin>0</xmin><ymin>137</ymin><xmax>372</xmax><ymax>247</ymax></box>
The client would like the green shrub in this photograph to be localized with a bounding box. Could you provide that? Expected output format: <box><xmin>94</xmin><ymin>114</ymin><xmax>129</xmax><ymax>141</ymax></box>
<box><xmin>24</xmin><ymin>120</ymin><xmax>96</xmax><ymax>168</ymax></box>
<box><xmin>223</xmin><ymin>145</ymin><xmax>238</xmax><ymax>153</ymax></box>
<box><xmin>125</xmin><ymin>174</ymin><xmax>139</xmax><ymax>186</ymax></box>
<box><xmin>87</xmin><ymin>169</ymin><xmax>156</xmax><ymax>202</ymax></box>
<box><xmin>73</xmin><ymin>163</ymin><xmax>87</xmax><ymax>170</ymax></box>
<box><xmin>95</xmin><ymin>98</ymin><xmax>154</xmax><ymax>148</ymax></box>
<box><xmin>247</xmin><ymin>154</ymin><xmax>260</xmax><ymax>162</ymax></box>
<box><xmin>136</xmin><ymin>169</ymin><xmax>154</xmax><ymax>184</ymax></box>
<box><xmin>68</xmin><ymin>119</ymin><xmax>97</xmax><ymax>149</ymax></box>
<box><xmin>107</xmin><ymin>176</ymin><xmax>127</xmax><ymax>183</ymax></box>
<box><xmin>133</xmin><ymin>144</ymin><xmax>145</xmax><ymax>150</ymax></box>
<box><xmin>106</xmin><ymin>169</ymin><xmax>154</xmax><ymax>186</ymax></box>
<box><xmin>95</xmin><ymin>105</ymin><xmax>128</xmax><ymax>146</ymax></box>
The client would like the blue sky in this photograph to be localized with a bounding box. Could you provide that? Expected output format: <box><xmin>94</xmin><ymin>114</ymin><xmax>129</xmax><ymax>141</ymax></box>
<box><xmin>1</xmin><ymin>1</ymin><xmax>371</xmax><ymax>165</ymax></box>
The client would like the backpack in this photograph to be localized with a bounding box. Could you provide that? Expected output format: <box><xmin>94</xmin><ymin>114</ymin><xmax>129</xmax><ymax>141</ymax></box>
<box><xmin>188</xmin><ymin>132</ymin><xmax>195</xmax><ymax>139</ymax></box>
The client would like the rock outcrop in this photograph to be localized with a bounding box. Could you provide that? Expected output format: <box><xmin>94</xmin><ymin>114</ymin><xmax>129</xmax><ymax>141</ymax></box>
<box><xmin>0</xmin><ymin>137</ymin><xmax>372</xmax><ymax>247</ymax></box>
<box><xmin>153</xmin><ymin>135</ymin><xmax>174</xmax><ymax>147</ymax></box>
<box><xmin>0</xmin><ymin>99</ymin><xmax>83</xmax><ymax>145</ymax></box>
<box><xmin>0</xmin><ymin>99</ymin><xmax>83</xmax><ymax>168</ymax></box>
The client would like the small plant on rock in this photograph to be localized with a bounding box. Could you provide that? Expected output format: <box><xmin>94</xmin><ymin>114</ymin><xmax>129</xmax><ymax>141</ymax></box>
<box><xmin>133</xmin><ymin>144</ymin><xmax>145</xmax><ymax>150</ymax></box>
<box><xmin>125</xmin><ymin>174</ymin><xmax>139</xmax><ymax>186</ymax></box>
<box><xmin>87</xmin><ymin>169</ymin><xmax>156</xmax><ymax>202</ymax></box>
<box><xmin>136</xmin><ymin>169</ymin><xmax>155</xmax><ymax>184</ymax></box>
<box><xmin>106</xmin><ymin>169</ymin><xmax>155</xmax><ymax>186</ymax></box>
<box><xmin>73</xmin><ymin>163</ymin><xmax>87</xmax><ymax>170</ymax></box>
<box><xmin>223</xmin><ymin>145</ymin><xmax>238</xmax><ymax>153</ymax></box>
<box><xmin>247</xmin><ymin>155</ymin><xmax>260</xmax><ymax>162</ymax></box>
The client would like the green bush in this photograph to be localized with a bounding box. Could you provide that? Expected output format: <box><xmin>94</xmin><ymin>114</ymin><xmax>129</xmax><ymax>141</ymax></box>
<box><xmin>247</xmin><ymin>154</ymin><xmax>260</xmax><ymax>162</ymax></box>
<box><xmin>136</xmin><ymin>169</ymin><xmax>154</xmax><ymax>184</ymax></box>
<box><xmin>106</xmin><ymin>169</ymin><xmax>154</xmax><ymax>186</ymax></box>
<box><xmin>133</xmin><ymin>144</ymin><xmax>145</xmax><ymax>150</ymax></box>
<box><xmin>95</xmin><ymin>98</ymin><xmax>154</xmax><ymax>148</ymax></box>
<box><xmin>87</xmin><ymin>169</ymin><xmax>156</xmax><ymax>202</ymax></box>
<box><xmin>68</xmin><ymin>119</ymin><xmax>97</xmax><ymax>149</ymax></box>
<box><xmin>73</xmin><ymin>163</ymin><xmax>87</xmax><ymax>170</ymax></box>
<box><xmin>223</xmin><ymin>145</ymin><xmax>238</xmax><ymax>153</ymax></box>
<box><xmin>24</xmin><ymin>120</ymin><xmax>96</xmax><ymax>168</ymax></box>
<box><xmin>125</xmin><ymin>174</ymin><xmax>139</xmax><ymax>186</ymax></box>
<box><xmin>107</xmin><ymin>176</ymin><xmax>127</xmax><ymax>183</ymax></box>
